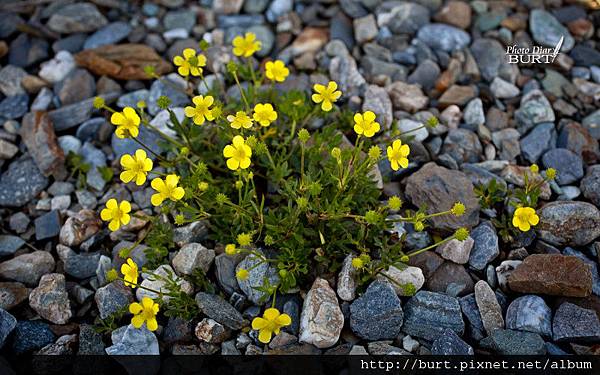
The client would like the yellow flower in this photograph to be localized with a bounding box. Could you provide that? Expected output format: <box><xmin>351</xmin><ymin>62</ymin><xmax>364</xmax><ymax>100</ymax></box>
<box><xmin>265</xmin><ymin>60</ymin><xmax>289</xmax><ymax>82</ymax></box>
<box><xmin>312</xmin><ymin>81</ymin><xmax>342</xmax><ymax>111</ymax></box>
<box><xmin>100</xmin><ymin>199</ymin><xmax>131</xmax><ymax>231</ymax></box>
<box><xmin>227</xmin><ymin>111</ymin><xmax>253</xmax><ymax>129</ymax></box>
<box><xmin>150</xmin><ymin>174</ymin><xmax>185</xmax><ymax>206</ymax></box>
<box><xmin>530</xmin><ymin>164</ymin><xmax>539</xmax><ymax>173</ymax></box>
<box><xmin>121</xmin><ymin>258</ymin><xmax>138</xmax><ymax>288</ymax></box>
<box><xmin>546</xmin><ymin>168</ymin><xmax>557</xmax><ymax>180</ymax></box>
<box><xmin>225</xmin><ymin>244</ymin><xmax>238</xmax><ymax>255</ymax></box>
<box><xmin>451</xmin><ymin>202</ymin><xmax>465</xmax><ymax>216</ymax></box>
<box><xmin>253</xmin><ymin>103</ymin><xmax>277</xmax><ymax>127</ymax></box>
<box><xmin>387</xmin><ymin>139</ymin><xmax>410</xmax><ymax>171</ymax></box>
<box><xmin>236</xmin><ymin>268</ymin><xmax>249</xmax><ymax>280</ymax></box>
<box><xmin>388</xmin><ymin>196</ymin><xmax>402</xmax><ymax>210</ymax></box>
<box><xmin>232</xmin><ymin>32</ymin><xmax>261</xmax><ymax>57</ymax></box>
<box><xmin>111</xmin><ymin>107</ymin><xmax>140</xmax><ymax>138</ymax></box>
<box><xmin>251</xmin><ymin>308</ymin><xmax>292</xmax><ymax>344</ymax></box>
<box><xmin>353</xmin><ymin>111</ymin><xmax>380</xmax><ymax>138</ymax></box>
<box><xmin>129</xmin><ymin>297</ymin><xmax>159</xmax><ymax>331</ymax></box>
<box><xmin>120</xmin><ymin>149</ymin><xmax>153</xmax><ymax>186</ymax></box>
<box><xmin>512</xmin><ymin>207</ymin><xmax>539</xmax><ymax>232</ymax></box>
<box><xmin>173</xmin><ymin>48</ymin><xmax>206</xmax><ymax>77</ymax></box>
<box><xmin>455</xmin><ymin>227</ymin><xmax>469</xmax><ymax>241</ymax></box>
<box><xmin>352</xmin><ymin>257</ymin><xmax>364</xmax><ymax>269</ymax></box>
<box><xmin>237</xmin><ymin>232</ymin><xmax>252</xmax><ymax>246</ymax></box>
<box><xmin>185</xmin><ymin>95</ymin><xmax>215</xmax><ymax>125</ymax></box>
<box><xmin>223</xmin><ymin>135</ymin><xmax>252</xmax><ymax>170</ymax></box>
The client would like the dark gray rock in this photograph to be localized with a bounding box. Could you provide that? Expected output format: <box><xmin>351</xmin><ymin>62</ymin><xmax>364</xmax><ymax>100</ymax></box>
<box><xmin>541</xmin><ymin>148</ymin><xmax>584</xmax><ymax>185</ymax></box>
<box><xmin>515</xmin><ymin>89</ymin><xmax>555</xmax><ymax>134</ymax></box>
<box><xmin>236</xmin><ymin>249</ymin><xmax>279</xmax><ymax>305</ymax></box>
<box><xmin>402</xmin><ymin>291</ymin><xmax>464</xmax><ymax>341</ymax></box>
<box><xmin>147</xmin><ymin>76</ymin><xmax>189</xmax><ymax>115</ymax></box>
<box><xmin>163</xmin><ymin>317</ymin><xmax>193</xmax><ymax>345</ymax></box>
<box><xmin>552</xmin><ymin>302</ymin><xmax>600</xmax><ymax>342</ymax></box>
<box><xmin>11</xmin><ymin>321</ymin><xmax>55</xmax><ymax>354</ymax></box>
<box><xmin>47</xmin><ymin>3</ymin><xmax>108</xmax><ymax>34</ymax></box>
<box><xmin>468</xmin><ymin>222</ymin><xmax>499</xmax><ymax>271</ymax></box>
<box><xmin>57</xmin><ymin>245</ymin><xmax>101</xmax><ymax>279</ymax></box>
<box><xmin>505</xmin><ymin>295</ymin><xmax>552</xmax><ymax>337</ymax></box>
<box><xmin>442</xmin><ymin>128</ymin><xmax>483</xmax><ymax>164</ymax></box>
<box><xmin>164</xmin><ymin>9</ymin><xmax>196</xmax><ymax>32</ymax></box>
<box><xmin>195</xmin><ymin>292</ymin><xmax>243</xmax><ymax>330</ymax></box>
<box><xmin>215</xmin><ymin>254</ymin><xmax>241</xmax><ymax>295</ymax></box>
<box><xmin>84</xmin><ymin>21</ymin><xmax>132</xmax><ymax>50</ymax></box>
<box><xmin>407</xmin><ymin>59</ymin><xmax>440</xmax><ymax>91</ymax></box>
<box><xmin>0</xmin><ymin>235</ymin><xmax>25</xmax><ymax>257</ymax></box>
<box><xmin>111</xmin><ymin>125</ymin><xmax>163</xmax><ymax>161</ymax></box>
<box><xmin>78</xmin><ymin>324</ymin><xmax>105</xmax><ymax>354</ymax></box>
<box><xmin>459</xmin><ymin>293</ymin><xmax>486</xmax><ymax>341</ymax></box>
<box><xmin>430</xmin><ymin>328</ymin><xmax>473</xmax><ymax>355</ymax></box>
<box><xmin>0</xmin><ymin>94</ymin><xmax>29</xmax><ymax>119</ymax></box>
<box><xmin>405</xmin><ymin>163</ymin><xmax>480</xmax><ymax>231</ymax></box>
<box><xmin>54</xmin><ymin>69</ymin><xmax>96</xmax><ymax>106</ymax></box>
<box><xmin>385</xmin><ymin>2</ymin><xmax>430</xmax><ymax>35</ymax></box>
<box><xmin>581</xmin><ymin>165</ymin><xmax>600</xmax><ymax>207</ymax></box>
<box><xmin>481</xmin><ymin>329</ymin><xmax>546</xmax><ymax>355</ymax></box>
<box><xmin>349</xmin><ymin>280</ymin><xmax>403</xmax><ymax>340</ymax></box>
<box><xmin>8</xmin><ymin>34</ymin><xmax>49</xmax><ymax>68</ymax></box>
<box><xmin>94</xmin><ymin>281</ymin><xmax>133</xmax><ymax>320</ymax></box>
<box><xmin>34</xmin><ymin>210</ymin><xmax>61</xmax><ymax>240</ymax></box>
<box><xmin>0</xmin><ymin>308</ymin><xmax>16</xmax><ymax>349</ymax></box>
<box><xmin>520</xmin><ymin>122</ymin><xmax>556</xmax><ymax>163</ymax></box>
<box><xmin>471</xmin><ymin>38</ymin><xmax>514</xmax><ymax>82</ymax></box>
<box><xmin>563</xmin><ymin>247</ymin><xmax>600</xmax><ymax>296</ymax></box>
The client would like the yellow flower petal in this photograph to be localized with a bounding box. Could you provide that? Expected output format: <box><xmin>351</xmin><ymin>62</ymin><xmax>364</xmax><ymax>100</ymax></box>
<box><xmin>258</xmin><ymin>329</ymin><xmax>273</xmax><ymax>344</ymax></box>
<box><xmin>146</xmin><ymin>318</ymin><xmax>158</xmax><ymax>331</ymax></box>
<box><xmin>252</xmin><ymin>317</ymin><xmax>268</xmax><ymax>330</ymax></box>
<box><xmin>131</xmin><ymin>314</ymin><xmax>145</xmax><ymax>328</ymax></box>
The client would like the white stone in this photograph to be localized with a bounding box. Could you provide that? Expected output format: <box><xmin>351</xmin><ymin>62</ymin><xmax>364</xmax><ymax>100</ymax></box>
<box><xmin>172</xmin><ymin>242</ymin><xmax>215</xmax><ymax>275</ymax></box>
<box><xmin>136</xmin><ymin>265</ymin><xmax>193</xmax><ymax>302</ymax></box>
<box><xmin>490</xmin><ymin>77</ymin><xmax>520</xmax><ymax>99</ymax></box>
<box><xmin>436</xmin><ymin>237</ymin><xmax>474</xmax><ymax>264</ymax></box>
<box><xmin>377</xmin><ymin>265</ymin><xmax>424</xmax><ymax>296</ymax></box>
<box><xmin>39</xmin><ymin>51</ymin><xmax>76</xmax><ymax>83</ymax></box>
<box><xmin>402</xmin><ymin>335</ymin><xmax>420</xmax><ymax>352</ymax></box>
<box><xmin>337</xmin><ymin>254</ymin><xmax>358</xmax><ymax>301</ymax></box>
<box><xmin>149</xmin><ymin>108</ymin><xmax>183</xmax><ymax>139</ymax></box>
<box><xmin>495</xmin><ymin>260</ymin><xmax>522</xmax><ymax>291</ymax></box>
<box><xmin>299</xmin><ymin>278</ymin><xmax>344</xmax><ymax>348</ymax></box>
<box><xmin>463</xmin><ymin>98</ymin><xmax>485</xmax><ymax>127</ymax></box>
<box><xmin>397</xmin><ymin>119</ymin><xmax>429</xmax><ymax>142</ymax></box>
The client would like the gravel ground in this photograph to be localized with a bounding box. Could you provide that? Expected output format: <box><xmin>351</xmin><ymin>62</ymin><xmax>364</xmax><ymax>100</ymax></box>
<box><xmin>0</xmin><ymin>0</ymin><xmax>600</xmax><ymax>357</ymax></box>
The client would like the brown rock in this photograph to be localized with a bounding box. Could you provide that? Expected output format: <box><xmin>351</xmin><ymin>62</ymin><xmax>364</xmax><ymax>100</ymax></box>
<box><xmin>405</xmin><ymin>163</ymin><xmax>480</xmax><ymax>231</ymax></box>
<box><xmin>501</xmin><ymin>14</ymin><xmax>527</xmax><ymax>31</ymax></box>
<box><xmin>427</xmin><ymin>262</ymin><xmax>474</xmax><ymax>296</ymax></box>
<box><xmin>508</xmin><ymin>254</ymin><xmax>593</xmax><ymax>297</ymax></box>
<box><xmin>0</xmin><ymin>41</ymin><xmax>8</xmax><ymax>59</ymax></box>
<box><xmin>0</xmin><ymin>282</ymin><xmax>29</xmax><ymax>310</ymax></box>
<box><xmin>21</xmin><ymin>75</ymin><xmax>48</xmax><ymax>94</ymax></box>
<box><xmin>408</xmin><ymin>251</ymin><xmax>443</xmax><ymax>279</ymax></box>
<box><xmin>500</xmin><ymin>165</ymin><xmax>551</xmax><ymax>200</ymax></box>
<box><xmin>20</xmin><ymin>112</ymin><xmax>66</xmax><ymax>179</ymax></box>
<box><xmin>74</xmin><ymin>44</ymin><xmax>172</xmax><ymax>80</ymax></box>
<box><xmin>291</xmin><ymin>27</ymin><xmax>328</xmax><ymax>56</ymax></box>
<box><xmin>568</xmin><ymin>19</ymin><xmax>594</xmax><ymax>38</ymax></box>
<box><xmin>438</xmin><ymin>85</ymin><xmax>476</xmax><ymax>107</ymax></box>
<box><xmin>386</xmin><ymin>81</ymin><xmax>428</xmax><ymax>113</ymax></box>
<box><xmin>434</xmin><ymin>1</ymin><xmax>471</xmax><ymax>29</ymax></box>
<box><xmin>59</xmin><ymin>209</ymin><xmax>102</xmax><ymax>247</ymax></box>
<box><xmin>558</xmin><ymin>121</ymin><xmax>600</xmax><ymax>164</ymax></box>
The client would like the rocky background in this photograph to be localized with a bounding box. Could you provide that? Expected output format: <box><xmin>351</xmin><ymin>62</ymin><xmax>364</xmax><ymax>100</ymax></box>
<box><xmin>1</xmin><ymin>0</ymin><xmax>600</xmax><ymax>357</ymax></box>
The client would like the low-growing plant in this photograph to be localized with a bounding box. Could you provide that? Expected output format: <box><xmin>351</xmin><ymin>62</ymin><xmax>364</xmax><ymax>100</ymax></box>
<box><xmin>475</xmin><ymin>164</ymin><xmax>557</xmax><ymax>242</ymax></box>
<box><xmin>95</xmin><ymin>33</ymin><xmax>470</xmax><ymax>342</ymax></box>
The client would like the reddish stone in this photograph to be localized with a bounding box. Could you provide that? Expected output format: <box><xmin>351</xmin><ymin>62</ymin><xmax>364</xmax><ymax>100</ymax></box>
<box><xmin>508</xmin><ymin>254</ymin><xmax>593</xmax><ymax>297</ymax></box>
<box><xmin>434</xmin><ymin>1</ymin><xmax>472</xmax><ymax>29</ymax></box>
<box><xmin>20</xmin><ymin>111</ymin><xmax>66</xmax><ymax>179</ymax></box>
<box><xmin>75</xmin><ymin>44</ymin><xmax>172</xmax><ymax>80</ymax></box>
